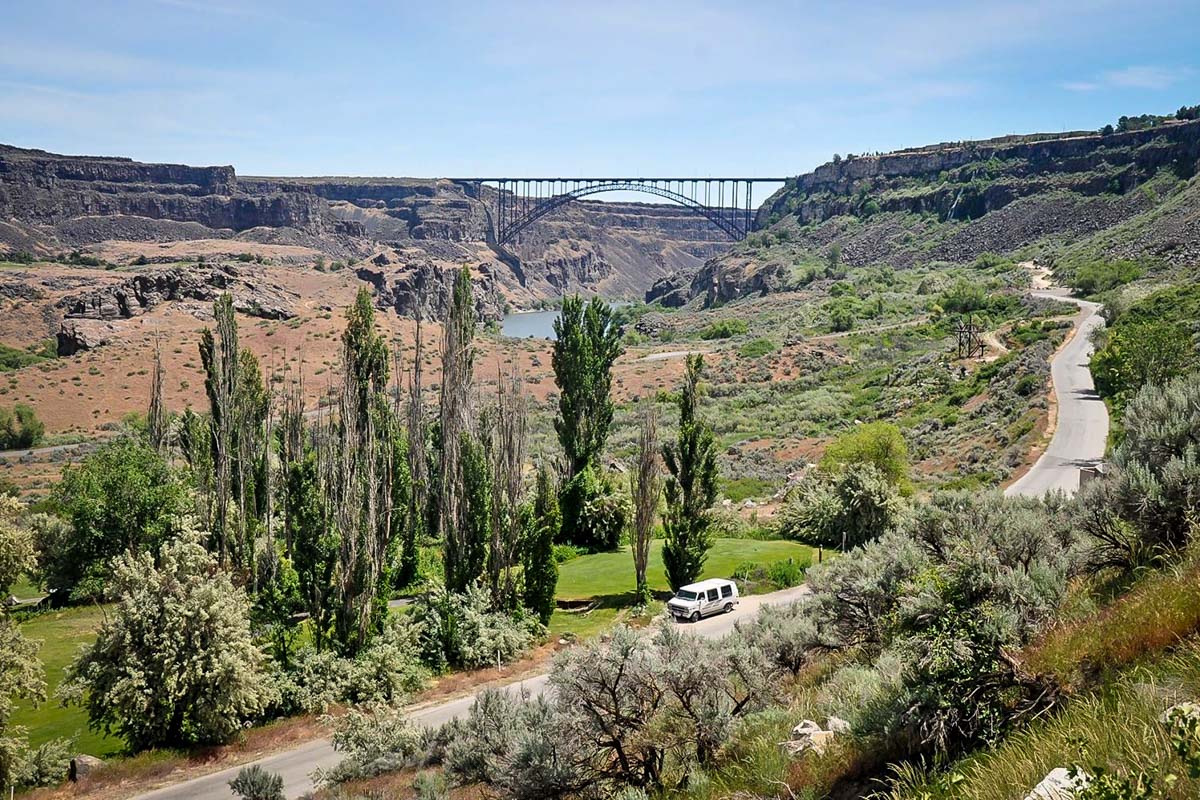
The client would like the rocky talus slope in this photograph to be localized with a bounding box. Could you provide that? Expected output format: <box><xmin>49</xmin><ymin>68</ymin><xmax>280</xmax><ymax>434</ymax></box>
<box><xmin>650</xmin><ymin>119</ymin><xmax>1200</xmax><ymax>306</ymax></box>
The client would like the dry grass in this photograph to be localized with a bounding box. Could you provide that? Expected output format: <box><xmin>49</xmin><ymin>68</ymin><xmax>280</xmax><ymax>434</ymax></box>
<box><xmin>1023</xmin><ymin>557</ymin><xmax>1200</xmax><ymax>689</ymax></box>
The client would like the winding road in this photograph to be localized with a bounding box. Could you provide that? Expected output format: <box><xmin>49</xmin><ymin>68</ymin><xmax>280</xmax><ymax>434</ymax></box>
<box><xmin>1004</xmin><ymin>289</ymin><xmax>1108</xmax><ymax>498</ymax></box>
<box><xmin>131</xmin><ymin>585</ymin><xmax>811</xmax><ymax>800</ymax></box>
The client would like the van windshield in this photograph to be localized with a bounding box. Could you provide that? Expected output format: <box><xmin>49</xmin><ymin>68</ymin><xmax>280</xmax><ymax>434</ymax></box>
<box><xmin>675</xmin><ymin>590</ymin><xmax>698</xmax><ymax>601</ymax></box>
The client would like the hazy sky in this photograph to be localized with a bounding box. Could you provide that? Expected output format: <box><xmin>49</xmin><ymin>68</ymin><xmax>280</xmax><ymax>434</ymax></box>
<box><xmin>2</xmin><ymin>0</ymin><xmax>1198</xmax><ymax>182</ymax></box>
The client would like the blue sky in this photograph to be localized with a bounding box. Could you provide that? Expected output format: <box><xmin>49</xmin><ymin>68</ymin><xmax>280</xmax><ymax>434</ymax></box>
<box><xmin>2</xmin><ymin>0</ymin><xmax>1198</xmax><ymax>189</ymax></box>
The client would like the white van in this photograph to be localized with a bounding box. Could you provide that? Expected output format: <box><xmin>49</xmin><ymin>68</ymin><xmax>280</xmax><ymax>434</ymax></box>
<box><xmin>667</xmin><ymin>578</ymin><xmax>739</xmax><ymax>622</ymax></box>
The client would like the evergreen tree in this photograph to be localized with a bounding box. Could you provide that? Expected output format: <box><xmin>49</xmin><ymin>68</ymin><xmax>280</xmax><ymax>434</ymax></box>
<box><xmin>661</xmin><ymin>355</ymin><xmax>719</xmax><ymax>591</ymax></box>
<box><xmin>523</xmin><ymin>467</ymin><xmax>559</xmax><ymax>625</ymax></box>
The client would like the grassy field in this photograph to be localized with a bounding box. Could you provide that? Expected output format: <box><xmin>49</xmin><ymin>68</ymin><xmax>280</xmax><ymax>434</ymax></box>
<box><xmin>555</xmin><ymin>538</ymin><xmax>815</xmax><ymax>603</ymax></box>
<box><xmin>12</xmin><ymin>603</ymin><xmax>124</xmax><ymax>757</ymax></box>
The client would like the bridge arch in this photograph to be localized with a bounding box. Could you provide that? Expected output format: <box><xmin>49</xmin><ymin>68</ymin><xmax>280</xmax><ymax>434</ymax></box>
<box><xmin>460</xmin><ymin>177</ymin><xmax>787</xmax><ymax>247</ymax></box>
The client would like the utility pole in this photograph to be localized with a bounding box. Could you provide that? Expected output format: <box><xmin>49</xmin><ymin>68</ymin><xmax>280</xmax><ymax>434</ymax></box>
<box><xmin>956</xmin><ymin>314</ymin><xmax>985</xmax><ymax>359</ymax></box>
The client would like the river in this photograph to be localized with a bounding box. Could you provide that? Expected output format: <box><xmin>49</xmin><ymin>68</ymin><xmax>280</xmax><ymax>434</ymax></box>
<box><xmin>500</xmin><ymin>302</ymin><xmax>629</xmax><ymax>340</ymax></box>
<box><xmin>499</xmin><ymin>309</ymin><xmax>561</xmax><ymax>339</ymax></box>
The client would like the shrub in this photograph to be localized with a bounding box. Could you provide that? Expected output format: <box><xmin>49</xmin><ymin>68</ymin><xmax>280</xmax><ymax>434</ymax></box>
<box><xmin>229</xmin><ymin>765</ymin><xmax>285</xmax><ymax>800</ymax></box>
<box><xmin>698</xmin><ymin>319</ymin><xmax>748</xmax><ymax>340</ymax></box>
<box><xmin>60</xmin><ymin>533</ymin><xmax>275</xmax><ymax>750</ymax></box>
<box><xmin>939</xmin><ymin>279</ymin><xmax>989</xmax><ymax>314</ymax></box>
<box><xmin>317</xmin><ymin>705</ymin><xmax>425</xmax><ymax>785</ymax></box>
<box><xmin>738</xmin><ymin>338</ymin><xmax>777</xmax><ymax>359</ymax></box>
<box><xmin>820</xmin><ymin>421</ymin><xmax>910</xmax><ymax>485</ymax></box>
<box><xmin>1071</xmin><ymin>260</ymin><xmax>1143</xmax><ymax>296</ymax></box>
<box><xmin>777</xmin><ymin>464</ymin><xmax>903</xmax><ymax>550</ymax></box>
<box><xmin>1085</xmin><ymin>373</ymin><xmax>1200</xmax><ymax>562</ymax></box>
<box><xmin>411</xmin><ymin>582</ymin><xmax>544</xmax><ymax>672</ymax></box>
<box><xmin>0</xmin><ymin>405</ymin><xmax>43</xmax><ymax>450</ymax></box>
<box><xmin>13</xmin><ymin>737</ymin><xmax>73</xmax><ymax>789</ymax></box>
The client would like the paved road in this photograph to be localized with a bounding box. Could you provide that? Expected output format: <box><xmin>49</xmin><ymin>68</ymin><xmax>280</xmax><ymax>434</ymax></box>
<box><xmin>1005</xmin><ymin>289</ymin><xmax>1108</xmax><ymax>498</ymax></box>
<box><xmin>131</xmin><ymin>584</ymin><xmax>810</xmax><ymax>800</ymax></box>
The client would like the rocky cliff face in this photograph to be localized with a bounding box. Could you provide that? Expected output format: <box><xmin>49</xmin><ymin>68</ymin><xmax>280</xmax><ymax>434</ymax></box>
<box><xmin>0</xmin><ymin>145</ymin><xmax>331</xmax><ymax>236</ymax></box>
<box><xmin>0</xmin><ymin>143</ymin><xmax>738</xmax><ymax>311</ymax></box>
<box><xmin>653</xmin><ymin>119</ymin><xmax>1200</xmax><ymax>306</ymax></box>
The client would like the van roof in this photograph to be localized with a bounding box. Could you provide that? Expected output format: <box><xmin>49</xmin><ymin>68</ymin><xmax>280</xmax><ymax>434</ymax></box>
<box><xmin>680</xmin><ymin>578</ymin><xmax>734</xmax><ymax>592</ymax></box>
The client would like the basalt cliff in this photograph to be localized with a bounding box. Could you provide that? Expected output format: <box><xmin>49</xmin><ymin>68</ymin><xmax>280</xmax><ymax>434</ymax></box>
<box><xmin>0</xmin><ymin>144</ymin><xmax>731</xmax><ymax>319</ymax></box>
<box><xmin>649</xmin><ymin>118</ymin><xmax>1200</xmax><ymax>306</ymax></box>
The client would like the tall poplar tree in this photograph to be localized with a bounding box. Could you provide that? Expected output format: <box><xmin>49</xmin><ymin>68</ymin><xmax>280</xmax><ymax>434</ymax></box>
<box><xmin>662</xmin><ymin>354</ymin><xmax>719</xmax><ymax>592</ymax></box>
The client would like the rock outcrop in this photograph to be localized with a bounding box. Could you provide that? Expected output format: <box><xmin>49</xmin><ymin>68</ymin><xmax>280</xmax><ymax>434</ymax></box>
<box><xmin>356</xmin><ymin>262</ymin><xmax>503</xmax><ymax>322</ymax></box>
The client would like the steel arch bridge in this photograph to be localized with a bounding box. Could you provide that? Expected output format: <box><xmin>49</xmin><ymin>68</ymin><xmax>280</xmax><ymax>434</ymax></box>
<box><xmin>454</xmin><ymin>178</ymin><xmax>788</xmax><ymax>246</ymax></box>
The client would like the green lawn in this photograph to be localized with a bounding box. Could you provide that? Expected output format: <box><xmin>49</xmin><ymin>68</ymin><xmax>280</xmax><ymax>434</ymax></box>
<box><xmin>555</xmin><ymin>538</ymin><xmax>814</xmax><ymax>603</ymax></box>
<box><xmin>12</xmin><ymin>604</ymin><xmax>124</xmax><ymax>757</ymax></box>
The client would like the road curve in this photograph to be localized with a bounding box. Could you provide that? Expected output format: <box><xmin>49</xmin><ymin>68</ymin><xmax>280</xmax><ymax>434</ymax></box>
<box><xmin>130</xmin><ymin>584</ymin><xmax>811</xmax><ymax>800</ymax></box>
<box><xmin>1004</xmin><ymin>289</ymin><xmax>1108</xmax><ymax>498</ymax></box>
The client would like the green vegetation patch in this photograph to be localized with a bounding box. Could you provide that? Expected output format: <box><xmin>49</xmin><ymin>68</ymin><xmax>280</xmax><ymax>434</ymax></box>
<box><xmin>554</xmin><ymin>538</ymin><xmax>814</xmax><ymax>602</ymax></box>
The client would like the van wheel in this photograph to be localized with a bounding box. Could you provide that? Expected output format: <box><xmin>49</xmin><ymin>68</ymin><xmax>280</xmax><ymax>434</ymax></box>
<box><xmin>689</xmin><ymin>611</ymin><xmax>700</xmax><ymax>623</ymax></box>
<box><xmin>723</xmin><ymin>602</ymin><xmax>733</xmax><ymax>614</ymax></box>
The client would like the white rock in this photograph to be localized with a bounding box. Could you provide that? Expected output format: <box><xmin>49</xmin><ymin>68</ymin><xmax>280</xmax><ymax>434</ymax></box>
<box><xmin>1024</xmin><ymin>767</ymin><xmax>1090</xmax><ymax>800</ymax></box>
<box><xmin>1160</xmin><ymin>701</ymin><xmax>1200</xmax><ymax>725</ymax></box>
<box><xmin>790</xmin><ymin>719</ymin><xmax>822</xmax><ymax>740</ymax></box>
<box><xmin>826</xmin><ymin>715</ymin><xmax>852</xmax><ymax>734</ymax></box>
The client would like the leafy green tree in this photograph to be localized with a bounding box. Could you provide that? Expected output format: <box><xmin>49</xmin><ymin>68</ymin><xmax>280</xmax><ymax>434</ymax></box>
<box><xmin>820</xmin><ymin>421</ymin><xmax>910</xmax><ymax>486</ymax></box>
<box><xmin>523</xmin><ymin>467</ymin><xmax>559</xmax><ymax>625</ymax></box>
<box><xmin>552</xmin><ymin>295</ymin><xmax>623</xmax><ymax>478</ymax></box>
<box><xmin>662</xmin><ymin>355</ymin><xmax>719</xmax><ymax>591</ymax></box>
<box><xmin>0</xmin><ymin>404</ymin><xmax>44</xmax><ymax>450</ymax></box>
<box><xmin>445</xmin><ymin>432</ymin><xmax>490</xmax><ymax>593</ymax></box>
<box><xmin>48</xmin><ymin>435</ymin><xmax>186</xmax><ymax>601</ymax></box>
<box><xmin>61</xmin><ymin>533</ymin><xmax>273</xmax><ymax>751</ymax></box>
<box><xmin>1092</xmin><ymin>320</ymin><xmax>1197</xmax><ymax>416</ymax></box>
<box><xmin>559</xmin><ymin>465</ymin><xmax>629</xmax><ymax>551</ymax></box>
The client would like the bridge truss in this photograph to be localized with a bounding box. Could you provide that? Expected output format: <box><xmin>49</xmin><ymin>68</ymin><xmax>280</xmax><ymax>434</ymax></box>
<box><xmin>456</xmin><ymin>178</ymin><xmax>788</xmax><ymax>246</ymax></box>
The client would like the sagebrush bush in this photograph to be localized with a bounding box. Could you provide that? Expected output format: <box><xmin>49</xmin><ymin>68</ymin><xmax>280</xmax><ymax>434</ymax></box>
<box><xmin>411</xmin><ymin>581</ymin><xmax>544</xmax><ymax>672</ymax></box>
<box><xmin>317</xmin><ymin>705</ymin><xmax>426</xmax><ymax>786</ymax></box>
<box><xmin>229</xmin><ymin>764</ymin><xmax>284</xmax><ymax>800</ymax></box>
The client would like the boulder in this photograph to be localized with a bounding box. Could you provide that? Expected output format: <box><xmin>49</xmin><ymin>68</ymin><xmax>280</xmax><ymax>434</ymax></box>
<box><xmin>1024</xmin><ymin>767</ymin><xmax>1090</xmax><ymax>800</ymax></box>
<box><xmin>70</xmin><ymin>754</ymin><xmax>104</xmax><ymax>782</ymax></box>
<box><xmin>783</xmin><ymin>719</ymin><xmax>838</xmax><ymax>757</ymax></box>
<box><xmin>57</xmin><ymin>319</ymin><xmax>118</xmax><ymax>355</ymax></box>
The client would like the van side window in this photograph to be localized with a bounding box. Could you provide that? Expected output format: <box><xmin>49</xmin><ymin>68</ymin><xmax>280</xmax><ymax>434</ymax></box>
<box><xmin>707</xmin><ymin>589</ymin><xmax>719</xmax><ymax>601</ymax></box>
<box><xmin>721</xmin><ymin>585</ymin><xmax>733</xmax><ymax>598</ymax></box>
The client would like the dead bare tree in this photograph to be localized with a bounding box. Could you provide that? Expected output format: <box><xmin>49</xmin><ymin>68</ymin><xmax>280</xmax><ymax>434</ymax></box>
<box><xmin>147</xmin><ymin>333</ymin><xmax>167</xmax><ymax>452</ymax></box>
<box><xmin>401</xmin><ymin>318</ymin><xmax>427</xmax><ymax>587</ymax></box>
<box><xmin>439</xmin><ymin>266</ymin><xmax>478</xmax><ymax>592</ymax></box>
<box><xmin>631</xmin><ymin>401</ymin><xmax>661</xmax><ymax>606</ymax></box>
<box><xmin>488</xmin><ymin>359</ymin><xmax>528</xmax><ymax>608</ymax></box>
<box><xmin>199</xmin><ymin>294</ymin><xmax>239</xmax><ymax>566</ymax></box>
